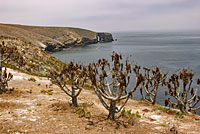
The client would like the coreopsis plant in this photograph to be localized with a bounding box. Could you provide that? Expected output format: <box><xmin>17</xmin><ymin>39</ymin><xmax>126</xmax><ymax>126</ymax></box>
<box><xmin>0</xmin><ymin>41</ymin><xmax>24</xmax><ymax>93</ymax></box>
<box><xmin>140</xmin><ymin>66</ymin><xmax>167</xmax><ymax>105</ymax></box>
<box><xmin>49</xmin><ymin>62</ymin><xmax>87</xmax><ymax>107</ymax></box>
<box><xmin>165</xmin><ymin>69</ymin><xmax>200</xmax><ymax>113</ymax></box>
<box><xmin>88</xmin><ymin>52</ymin><xmax>143</xmax><ymax>120</ymax></box>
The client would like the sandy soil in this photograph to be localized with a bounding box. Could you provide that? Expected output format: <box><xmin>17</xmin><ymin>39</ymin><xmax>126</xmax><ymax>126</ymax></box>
<box><xmin>0</xmin><ymin>68</ymin><xmax>200</xmax><ymax>134</ymax></box>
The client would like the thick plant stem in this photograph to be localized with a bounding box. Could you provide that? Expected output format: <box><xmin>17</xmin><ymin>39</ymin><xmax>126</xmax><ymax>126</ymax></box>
<box><xmin>0</xmin><ymin>52</ymin><xmax>4</xmax><ymax>93</ymax></box>
<box><xmin>107</xmin><ymin>100</ymin><xmax>116</xmax><ymax>120</ymax></box>
<box><xmin>72</xmin><ymin>87</ymin><xmax>78</xmax><ymax>107</ymax></box>
<box><xmin>152</xmin><ymin>85</ymin><xmax>159</xmax><ymax>105</ymax></box>
<box><xmin>72</xmin><ymin>96</ymin><xmax>78</xmax><ymax>107</ymax></box>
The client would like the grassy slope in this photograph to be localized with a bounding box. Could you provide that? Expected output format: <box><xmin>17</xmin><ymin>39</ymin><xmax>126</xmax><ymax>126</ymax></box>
<box><xmin>0</xmin><ymin>24</ymin><xmax>97</xmax><ymax>49</ymax></box>
<box><xmin>7</xmin><ymin>24</ymin><xmax>97</xmax><ymax>39</ymax></box>
<box><xmin>0</xmin><ymin>23</ymin><xmax>99</xmax><ymax>76</ymax></box>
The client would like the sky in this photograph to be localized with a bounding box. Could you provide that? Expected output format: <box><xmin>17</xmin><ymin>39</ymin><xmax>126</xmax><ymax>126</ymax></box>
<box><xmin>0</xmin><ymin>0</ymin><xmax>200</xmax><ymax>32</ymax></box>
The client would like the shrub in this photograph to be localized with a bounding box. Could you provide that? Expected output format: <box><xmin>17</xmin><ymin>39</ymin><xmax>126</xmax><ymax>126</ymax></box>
<box><xmin>37</xmin><ymin>103</ymin><xmax>42</xmax><ymax>106</ymax></box>
<box><xmin>165</xmin><ymin>69</ymin><xmax>200</xmax><ymax>113</ymax></box>
<box><xmin>49</xmin><ymin>62</ymin><xmax>87</xmax><ymax>107</ymax></box>
<box><xmin>47</xmin><ymin>91</ymin><xmax>53</xmax><ymax>95</ymax></box>
<box><xmin>139</xmin><ymin>66</ymin><xmax>167</xmax><ymax>105</ymax></box>
<box><xmin>28</xmin><ymin>77</ymin><xmax>36</xmax><ymax>82</ymax></box>
<box><xmin>26</xmin><ymin>89</ymin><xmax>32</xmax><ymax>94</ymax></box>
<box><xmin>88</xmin><ymin>52</ymin><xmax>143</xmax><ymax>120</ymax></box>
<box><xmin>41</xmin><ymin>89</ymin><xmax>46</xmax><ymax>93</ymax></box>
<box><xmin>0</xmin><ymin>41</ymin><xmax>24</xmax><ymax>93</ymax></box>
<box><xmin>75</xmin><ymin>106</ymin><xmax>91</xmax><ymax>118</ymax></box>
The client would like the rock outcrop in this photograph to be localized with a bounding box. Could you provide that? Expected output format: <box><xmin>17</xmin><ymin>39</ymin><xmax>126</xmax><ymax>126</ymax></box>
<box><xmin>97</xmin><ymin>33</ymin><xmax>114</xmax><ymax>43</ymax></box>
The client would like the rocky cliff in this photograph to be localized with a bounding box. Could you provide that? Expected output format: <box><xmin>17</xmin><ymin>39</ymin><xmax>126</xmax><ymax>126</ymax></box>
<box><xmin>97</xmin><ymin>33</ymin><xmax>114</xmax><ymax>43</ymax></box>
<box><xmin>0</xmin><ymin>24</ymin><xmax>113</xmax><ymax>52</ymax></box>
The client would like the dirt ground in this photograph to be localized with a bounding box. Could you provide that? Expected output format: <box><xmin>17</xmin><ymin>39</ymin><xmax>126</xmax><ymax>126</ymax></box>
<box><xmin>0</xmin><ymin>68</ymin><xmax>200</xmax><ymax>134</ymax></box>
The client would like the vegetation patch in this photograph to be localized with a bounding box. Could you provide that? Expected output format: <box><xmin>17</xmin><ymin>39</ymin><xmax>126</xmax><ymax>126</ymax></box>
<box><xmin>40</xmin><ymin>89</ymin><xmax>54</xmax><ymax>95</ymax></box>
<box><xmin>120</xmin><ymin>108</ymin><xmax>142</xmax><ymax>119</ymax></box>
<box><xmin>40</xmin><ymin>89</ymin><xmax>47</xmax><ymax>93</ymax></box>
<box><xmin>28</xmin><ymin>77</ymin><xmax>36</xmax><ymax>82</ymax></box>
<box><xmin>47</xmin><ymin>91</ymin><xmax>53</xmax><ymax>95</ymax></box>
<box><xmin>26</xmin><ymin>89</ymin><xmax>32</xmax><ymax>94</ymax></box>
<box><xmin>74</xmin><ymin>106</ymin><xmax>91</xmax><ymax>118</ymax></box>
<box><xmin>154</xmin><ymin>106</ymin><xmax>184</xmax><ymax>118</ymax></box>
<box><xmin>36</xmin><ymin>103</ymin><xmax>42</xmax><ymax>106</ymax></box>
<box><xmin>154</xmin><ymin>106</ymin><xmax>176</xmax><ymax>114</ymax></box>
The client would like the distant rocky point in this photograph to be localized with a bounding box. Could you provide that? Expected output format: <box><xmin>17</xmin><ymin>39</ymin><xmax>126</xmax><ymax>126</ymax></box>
<box><xmin>0</xmin><ymin>23</ymin><xmax>114</xmax><ymax>52</ymax></box>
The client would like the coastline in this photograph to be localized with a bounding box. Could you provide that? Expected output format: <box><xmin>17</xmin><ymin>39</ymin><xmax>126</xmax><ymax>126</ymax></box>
<box><xmin>0</xmin><ymin>23</ymin><xmax>114</xmax><ymax>53</ymax></box>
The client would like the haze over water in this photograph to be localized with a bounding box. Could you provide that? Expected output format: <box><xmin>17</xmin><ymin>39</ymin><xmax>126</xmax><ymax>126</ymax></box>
<box><xmin>52</xmin><ymin>31</ymin><xmax>200</xmax><ymax>107</ymax></box>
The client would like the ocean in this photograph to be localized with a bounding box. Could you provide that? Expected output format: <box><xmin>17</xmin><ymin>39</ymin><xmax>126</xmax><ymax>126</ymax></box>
<box><xmin>52</xmin><ymin>31</ymin><xmax>200</xmax><ymax>110</ymax></box>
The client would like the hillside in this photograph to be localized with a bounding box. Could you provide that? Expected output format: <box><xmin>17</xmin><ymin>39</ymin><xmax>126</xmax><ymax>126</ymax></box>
<box><xmin>0</xmin><ymin>23</ymin><xmax>113</xmax><ymax>76</ymax></box>
<box><xmin>0</xmin><ymin>23</ymin><xmax>113</xmax><ymax>52</ymax></box>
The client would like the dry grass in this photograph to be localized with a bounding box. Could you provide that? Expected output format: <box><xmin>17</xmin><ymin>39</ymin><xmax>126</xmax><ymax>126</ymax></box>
<box><xmin>0</xmin><ymin>69</ymin><xmax>200</xmax><ymax>134</ymax></box>
<box><xmin>0</xmin><ymin>23</ymin><xmax>97</xmax><ymax>49</ymax></box>
<box><xmin>0</xmin><ymin>101</ymin><xmax>25</xmax><ymax>110</ymax></box>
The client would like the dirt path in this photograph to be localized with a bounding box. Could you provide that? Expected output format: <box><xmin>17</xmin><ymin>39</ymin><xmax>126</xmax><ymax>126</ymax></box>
<box><xmin>0</xmin><ymin>69</ymin><xmax>200</xmax><ymax>134</ymax></box>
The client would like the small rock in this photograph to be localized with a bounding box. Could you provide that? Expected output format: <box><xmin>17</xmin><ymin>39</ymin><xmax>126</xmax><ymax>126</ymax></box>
<box><xmin>142</xmin><ymin>108</ymin><xmax>150</xmax><ymax>112</ymax></box>
<box><xmin>87</xmin><ymin>121</ymin><xmax>94</xmax><ymax>126</ymax></box>
<box><xmin>85</xmin><ymin>125</ymin><xmax>91</xmax><ymax>130</ymax></box>
<box><xmin>170</xmin><ymin>126</ymin><xmax>178</xmax><ymax>134</ymax></box>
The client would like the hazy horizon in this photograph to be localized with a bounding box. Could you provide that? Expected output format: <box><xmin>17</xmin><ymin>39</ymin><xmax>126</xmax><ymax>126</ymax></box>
<box><xmin>1</xmin><ymin>0</ymin><xmax>200</xmax><ymax>32</ymax></box>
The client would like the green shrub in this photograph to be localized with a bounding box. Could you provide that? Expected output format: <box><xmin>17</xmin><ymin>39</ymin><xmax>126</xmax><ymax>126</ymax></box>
<box><xmin>41</xmin><ymin>89</ymin><xmax>46</xmax><ymax>93</ymax></box>
<box><xmin>175</xmin><ymin>111</ymin><xmax>184</xmax><ymax>119</ymax></box>
<box><xmin>47</xmin><ymin>89</ymin><xmax>53</xmax><ymax>92</ymax></box>
<box><xmin>26</xmin><ymin>89</ymin><xmax>32</xmax><ymax>94</ymax></box>
<box><xmin>75</xmin><ymin>106</ymin><xmax>91</xmax><ymax>118</ymax></box>
<box><xmin>121</xmin><ymin>108</ymin><xmax>141</xmax><ymax>118</ymax></box>
<box><xmin>47</xmin><ymin>91</ymin><xmax>53</xmax><ymax>95</ymax></box>
<box><xmin>28</xmin><ymin>77</ymin><xmax>36</xmax><ymax>82</ymax></box>
<box><xmin>40</xmin><ymin>89</ymin><xmax>54</xmax><ymax>95</ymax></box>
<box><xmin>37</xmin><ymin>103</ymin><xmax>42</xmax><ymax>106</ymax></box>
<box><xmin>154</xmin><ymin>106</ymin><xmax>176</xmax><ymax>115</ymax></box>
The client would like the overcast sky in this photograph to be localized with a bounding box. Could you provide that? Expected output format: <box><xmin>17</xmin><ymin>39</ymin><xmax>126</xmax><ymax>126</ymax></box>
<box><xmin>0</xmin><ymin>0</ymin><xmax>200</xmax><ymax>32</ymax></box>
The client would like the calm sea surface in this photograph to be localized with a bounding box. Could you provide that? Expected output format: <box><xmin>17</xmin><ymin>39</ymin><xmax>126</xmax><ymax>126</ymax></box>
<box><xmin>52</xmin><ymin>31</ymin><xmax>200</xmax><ymax>109</ymax></box>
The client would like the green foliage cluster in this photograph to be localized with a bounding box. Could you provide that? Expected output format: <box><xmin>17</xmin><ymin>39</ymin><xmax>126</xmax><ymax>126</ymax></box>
<box><xmin>26</xmin><ymin>89</ymin><xmax>32</xmax><ymax>94</ymax></box>
<box><xmin>28</xmin><ymin>77</ymin><xmax>36</xmax><ymax>82</ymax></box>
<box><xmin>175</xmin><ymin>111</ymin><xmax>184</xmax><ymax>119</ymax></box>
<box><xmin>121</xmin><ymin>108</ymin><xmax>141</xmax><ymax>119</ymax></box>
<box><xmin>74</xmin><ymin>106</ymin><xmax>91</xmax><ymax>118</ymax></box>
<box><xmin>40</xmin><ymin>89</ymin><xmax>54</xmax><ymax>95</ymax></box>
<box><xmin>154</xmin><ymin>106</ymin><xmax>175</xmax><ymax>113</ymax></box>
<box><xmin>154</xmin><ymin>106</ymin><xmax>184</xmax><ymax>119</ymax></box>
<box><xmin>37</xmin><ymin>103</ymin><xmax>42</xmax><ymax>106</ymax></box>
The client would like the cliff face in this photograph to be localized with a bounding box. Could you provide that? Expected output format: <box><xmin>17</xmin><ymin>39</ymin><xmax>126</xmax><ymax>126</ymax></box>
<box><xmin>44</xmin><ymin>32</ymin><xmax>114</xmax><ymax>52</ymax></box>
<box><xmin>97</xmin><ymin>33</ymin><xmax>114</xmax><ymax>43</ymax></box>
<box><xmin>0</xmin><ymin>24</ymin><xmax>114</xmax><ymax>52</ymax></box>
